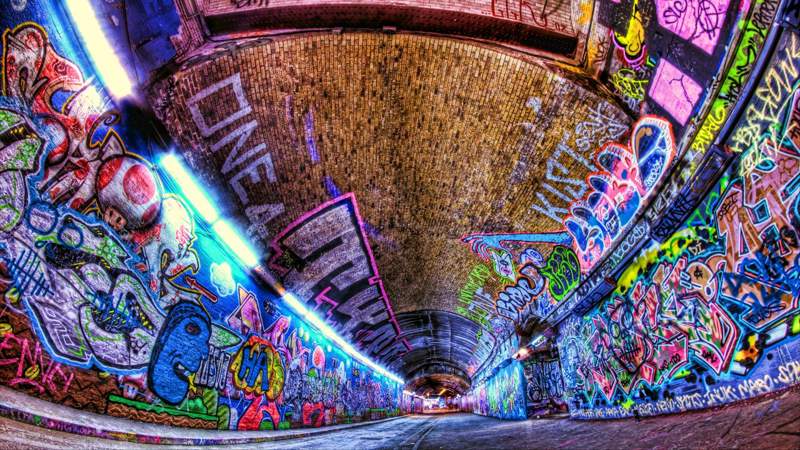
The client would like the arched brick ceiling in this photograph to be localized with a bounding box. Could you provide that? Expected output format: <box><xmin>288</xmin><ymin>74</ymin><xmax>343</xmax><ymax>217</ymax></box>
<box><xmin>150</xmin><ymin>32</ymin><xmax>630</xmax><ymax>383</ymax></box>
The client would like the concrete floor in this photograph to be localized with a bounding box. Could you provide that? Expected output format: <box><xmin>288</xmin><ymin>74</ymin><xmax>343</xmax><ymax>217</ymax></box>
<box><xmin>1</xmin><ymin>388</ymin><xmax>798</xmax><ymax>449</ymax></box>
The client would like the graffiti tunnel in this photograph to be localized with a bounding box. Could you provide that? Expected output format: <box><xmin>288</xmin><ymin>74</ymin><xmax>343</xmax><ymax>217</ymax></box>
<box><xmin>0</xmin><ymin>0</ymin><xmax>799</xmax><ymax>448</ymax></box>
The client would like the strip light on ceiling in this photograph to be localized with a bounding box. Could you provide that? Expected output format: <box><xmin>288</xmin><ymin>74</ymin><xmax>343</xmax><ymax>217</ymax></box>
<box><xmin>65</xmin><ymin>0</ymin><xmax>133</xmax><ymax>98</ymax></box>
<box><xmin>159</xmin><ymin>154</ymin><xmax>258</xmax><ymax>267</ymax></box>
<box><xmin>157</xmin><ymin>153</ymin><xmax>404</xmax><ymax>385</ymax></box>
<box><xmin>530</xmin><ymin>334</ymin><xmax>546</xmax><ymax>348</ymax></box>
<box><xmin>159</xmin><ymin>154</ymin><xmax>221</xmax><ymax>223</ymax></box>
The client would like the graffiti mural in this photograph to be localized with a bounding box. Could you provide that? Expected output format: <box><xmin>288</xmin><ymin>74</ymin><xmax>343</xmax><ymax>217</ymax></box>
<box><xmin>523</xmin><ymin>357</ymin><xmax>566</xmax><ymax>415</ymax></box>
<box><xmin>456</xmin><ymin>263</ymin><xmax>494</xmax><ymax>331</ymax></box>
<box><xmin>557</xmin><ymin>80</ymin><xmax>800</xmax><ymax>418</ymax></box>
<box><xmin>464</xmin><ymin>116</ymin><xmax>675</xmax><ymax>274</ymax></box>
<box><xmin>462</xmin><ymin>116</ymin><xmax>676</xmax><ymax>325</ymax></box>
<box><xmin>654</xmin><ymin>0</ymin><xmax>731</xmax><ymax>55</ymax></box>
<box><xmin>689</xmin><ymin>0</ymin><xmax>779</xmax><ymax>153</ymax></box>
<box><xmin>539</xmin><ymin>246</ymin><xmax>580</xmax><ymax>302</ymax></box>
<box><xmin>0</xmin><ymin>18</ymin><xmax>403</xmax><ymax>432</ymax></box>
<box><xmin>267</xmin><ymin>193</ymin><xmax>411</xmax><ymax>363</ymax></box>
<box><xmin>598</xmin><ymin>0</ymin><xmax>739</xmax><ymax>123</ymax></box>
<box><xmin>469</xmin><ymin>359</ymin><xmax>527</xmax><ymax>420</ymax></box>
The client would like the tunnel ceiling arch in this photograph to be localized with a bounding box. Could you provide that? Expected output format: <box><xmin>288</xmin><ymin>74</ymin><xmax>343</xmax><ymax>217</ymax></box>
<box><xmin>149</xmin><ymin>31</ymin><xmax>634</xmax><ymax>380</ymax></box>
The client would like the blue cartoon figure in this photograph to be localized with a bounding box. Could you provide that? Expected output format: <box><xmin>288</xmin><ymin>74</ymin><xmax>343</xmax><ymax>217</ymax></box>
<box><xmin>148</xmin><ymin>301</ymin><xmax>210</xmax><ymax>404</ymax></box>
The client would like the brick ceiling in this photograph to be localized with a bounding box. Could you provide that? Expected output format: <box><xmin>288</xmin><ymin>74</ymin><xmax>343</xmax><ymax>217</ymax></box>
<box><xmin>151</xmin><ymin>22</ymin><xmax>628</xmax><ymax>388</ymax></box>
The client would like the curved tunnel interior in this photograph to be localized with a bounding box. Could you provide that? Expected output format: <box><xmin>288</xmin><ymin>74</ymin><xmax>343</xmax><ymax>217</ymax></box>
<box><xmin>148</xmin><ymin>29</ymin><xmax>630</xmax><ymax>396</ymax></box>
<box><xmin>0</xmin><ymin>0</ymin><xmax>799</xmax><ymax>444</ymax></box>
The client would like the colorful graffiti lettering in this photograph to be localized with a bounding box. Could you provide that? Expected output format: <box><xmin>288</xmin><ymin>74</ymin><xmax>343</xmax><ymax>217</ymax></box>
<box><xmin>456</xmin><ymin>264</ymin><xmax>493</xmax><ymax>330</ymax></box>
<box><xmin>610</xmin><ymin>68</ymin><xmax>648</xmax><ymax>101</ymax></box>
<box><xmin>470</xmin><ymin>359</ymin><xmax>526</xmax><ymax>420</ymax></box>
<box><xmin>0</xmin><ymin>323</ymin><xmax>74</xmax><ymax>398</ymax></box>
<box><xmin>690</xmin><ymin>0</ymin><xmax>778</xmax><ymax>153</ymax></box>
<box><xmin>464</xmin><ymin>116</ymin><xmax>676</xmax><ymax>275</ymax></box>
<box><xmin>539</xmin><ymin>246</ymin><xmax>580</xmax><ymax>302</ymax></box>
<box><xmin>731</xmin><ymin>33</ymin><xmax>800</xmax><ymax>155</ymax></box>
<box><xmin>557</xmin><ymin>97</ymin><xmax>800</xmax><ymax>416</ymax></box>
<box><xmin>230</xmin><ymin>335</ymin><xmax>284</xmax><ymax>401</ymax></box>
<box><xmin>495</xmin><ymin>265</ymin><xmax>545</xmax><ymax>323</ymax></box>
<box><xmin>523</xmin><ymin>357</ymin><xmax>565</xmax><ymax>413</ymax></box>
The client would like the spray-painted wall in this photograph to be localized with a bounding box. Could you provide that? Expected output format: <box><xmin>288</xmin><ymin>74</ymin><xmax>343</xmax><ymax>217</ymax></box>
<box><xmin>522</xmin><ymin>355</ymin><xmax>567</xmax><ymax>416</ymax></box>
<box><xmin>462</xmin><ymin>334</ymin><xmax>527</xmax><ymax>420</ymax></box>
<box><xmin>0</xmin><ymin>3</ymin><xmax>403</xmax><ymax>432</ymax></box>
<box><xmin>557</xmin><ymin>29</ymin><xmax>800</xmax><ymax>419</ymax></box>
<box><xmin>596</xmin><ymin>0</ymin><xmax>774</xmax><ymax>142</ymax></box>
<box><xmin>470</xmin><ymin>360</ymin><xmax>527</xmax><ymax>420</ymax></box>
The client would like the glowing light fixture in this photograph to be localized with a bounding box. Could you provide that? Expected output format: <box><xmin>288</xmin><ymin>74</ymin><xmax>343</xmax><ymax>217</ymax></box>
<box><xmin>159</xmin><ymin>153</ymin><xmax>257</xmax><ymax>268</ymax></box>
<box><xmin>158</xmin><ymin>153</ymin><xmax>404</xmax><ymax>385</ymax></box>
<box><xmin>212</xmin><ymin>220</ymin><xmax>260</xmax><ymax>268</ymax></box>
<box><xmin>159</xmin><ymin>154</ymin><xmax>220</xmax><ymax>223</ymax></box>
<box><xmin>282</xmin><ymin>291</ymin><xmax>404</xmax><ymax>384</ymax></box>
<box><xmin>530</xmin><ymin>334</ymin><xmax>546</xmax><ymax>348</ymax></box>
<box><xmin>513</xmin><ymin>348</ymin><xmax>530</xmax><ymax>360</ymax></box>
<box><xmin>65</xmin><ymin>0</ymin><xmax>133</xmax><ymax>98</ymax></box>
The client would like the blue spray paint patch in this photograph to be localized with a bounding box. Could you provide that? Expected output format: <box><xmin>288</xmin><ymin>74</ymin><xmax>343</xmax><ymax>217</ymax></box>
<box><xmin>324</xmin><ymin>176</ymin><xmax>342</xmax><ymax>198</ymax></box>
<box><xmin>305</xmin><ymin>109</ymin><xmax>319</xmax><ymax>163</ymax></box>
<box><xmin>148</xmin><ymin>302</ymin><xmax>211</xmax><ymax>405</ymax></box>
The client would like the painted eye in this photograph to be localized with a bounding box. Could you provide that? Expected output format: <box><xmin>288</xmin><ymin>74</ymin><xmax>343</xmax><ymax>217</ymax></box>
<box><xmin>185</xmin><ymin>322</ymin><xmax>201</xmax><ymax>335</ymax></box>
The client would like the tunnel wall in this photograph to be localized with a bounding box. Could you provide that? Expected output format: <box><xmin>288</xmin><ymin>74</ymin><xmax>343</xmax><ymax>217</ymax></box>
<box><xmin>557</xmin><ymin>28</ymin><xmax>800</xmax><ymax>419</ymax></box>
<box><xmin>470</xmin><ymin>360</ymin><xmax>527</xmax><ymax>420</ymax></box>
<box><xmin>593</xmin><ymin>0</ymin><xmax>784</xmax><ymax>152</ymax></box>
<box><xmin>0</xmin><ymin>3</ymin><xmax>404</xmax><ymax>432</ymax></box>
<box><xmin>522</xmin><ymin>354</ymin><xmax>567</xmax><ymax>416</ymax></box>
<box><xmin>462</xmin><ymin>335</ymin><xmax>527</xmax><ymax>420</ymax></box>
<box><xmin>456</xmin><ymin>0</ymin><xmax>782</xmax><ymax>350</ymax></box>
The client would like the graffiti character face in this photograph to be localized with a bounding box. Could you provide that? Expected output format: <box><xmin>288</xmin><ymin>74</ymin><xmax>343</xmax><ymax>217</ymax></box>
<box><xmin>490</xmin><ymin>249</ymin><xmax>515</xmax><ymax>281</ymax></box>
<box><xmin>102</xmin><ymin>206</ymin><xmax>127</xmax><ymax>233</ymax></box>
<box><xmin>148</xmin><ymin>301</ymin><xmax>210</xmax><ymax>404</ymax></box>
<box><xmin>96</xmin><ymin>155</ymin><xmax>163</xmax><ymax>232</ymax></box>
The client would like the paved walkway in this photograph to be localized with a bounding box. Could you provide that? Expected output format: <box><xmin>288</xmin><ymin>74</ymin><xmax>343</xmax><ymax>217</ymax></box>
<box><xmin>1</xmin><ymin>388</ymin><xmax>798</xmax><ymax>449</ymax></box>
<box><xmin>420</xmin><ymin>389</ymin><xmax>800</xmax><ymax>449</ymax></box>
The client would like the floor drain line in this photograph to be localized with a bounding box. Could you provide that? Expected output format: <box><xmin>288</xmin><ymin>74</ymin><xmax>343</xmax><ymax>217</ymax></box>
<box><xmin>410</xmin><ymin>418</ymin><xmax>439</xmax><ymax>450</ymax></box>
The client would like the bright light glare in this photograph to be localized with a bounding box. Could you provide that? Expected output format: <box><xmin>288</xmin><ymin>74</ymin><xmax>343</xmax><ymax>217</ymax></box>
<box><xmin>530</xmin><ymin>334</ymin><xmax>546</xmax><ymax>347</ymax></box>
<box><xmin>282</xmin><ymin>292</ymin><xmax>404</xmax><ymax>384</ymax></box>
<box><xmin>65</xmin><ymin>0</ymin><xmax>133</xmax><ymax>98</ymax></box>
<box><xmin>160</xmin><ymin>154</ymin><xmax>220</xmax><ymax>223</ymax></box>
<box><xmin>212</xmin><ymin>220</ymin><xmax>260</xmax><ymax>268</ymax></box>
